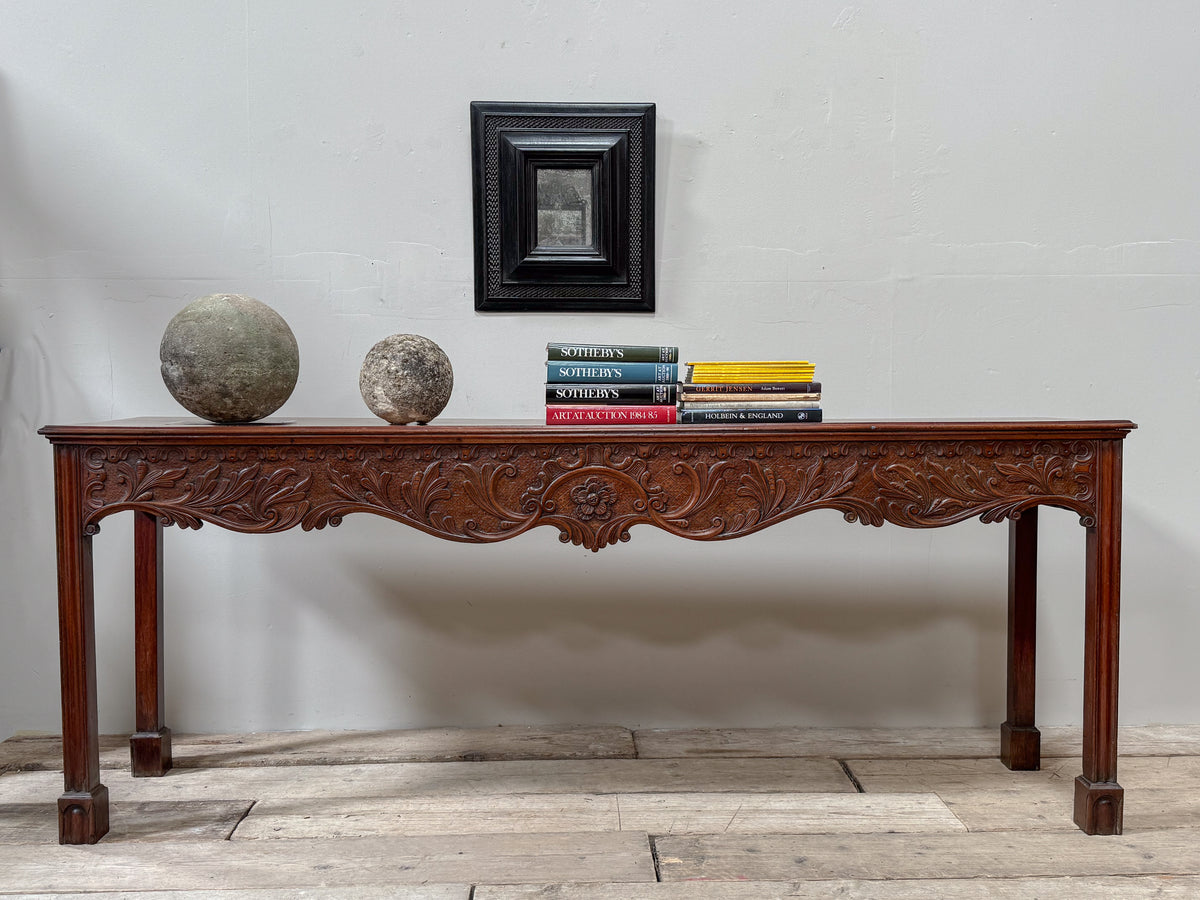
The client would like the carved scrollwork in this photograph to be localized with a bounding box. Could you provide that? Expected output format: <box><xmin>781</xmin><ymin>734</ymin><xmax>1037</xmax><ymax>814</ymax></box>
<box><xmin>74</xmin><ymin>435</ymin><xmax>1102</xmax><ymax>549</ymax></box>
<box><xmin>82</xmin><ymin>448</ymin><xmax>311</xmax><ymax>534</ymax></box>
<box><xmin>301</xmin><ymin>455</ymin><xmax>537</xmax><ymax>543</ymax></box>
<box><xmin>871</xmin><ymin>442</ymin><xmax>1098</xmax><ymax>527</ymax></box>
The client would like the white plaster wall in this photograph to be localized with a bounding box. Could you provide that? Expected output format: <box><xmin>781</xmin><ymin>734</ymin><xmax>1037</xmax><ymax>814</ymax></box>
<box><xmin>1</xmin><ymin>1</ymin><xmax>1197</xmax><ymax>738</ymax></box>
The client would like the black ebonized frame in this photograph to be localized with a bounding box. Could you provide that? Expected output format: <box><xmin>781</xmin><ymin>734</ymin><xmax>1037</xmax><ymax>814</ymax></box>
<box><xmin>471</xmin><ymin>102</ymin><xmax>655</xmax><ymax>313</ymax></box>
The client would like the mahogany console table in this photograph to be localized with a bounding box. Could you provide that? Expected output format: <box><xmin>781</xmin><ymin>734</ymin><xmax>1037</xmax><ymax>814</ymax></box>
<box><xmin>40</xmin><ymin>417</ymin><xmax>1135</xmax><ymax>843</ymax></box>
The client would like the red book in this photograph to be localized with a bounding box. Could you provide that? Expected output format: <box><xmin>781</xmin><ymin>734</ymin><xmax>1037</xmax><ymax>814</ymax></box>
<box><xmin>546</xmin><ymin>404</ymin><xmax>678</xmax><ymax>425</ymax></box>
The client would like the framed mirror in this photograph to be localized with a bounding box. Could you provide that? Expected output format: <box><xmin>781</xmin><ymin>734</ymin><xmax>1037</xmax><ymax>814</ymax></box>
<box><xmin>470</xmin><ymin>102</ymin><xmax>655</xmax><ymax>313</ymax></box>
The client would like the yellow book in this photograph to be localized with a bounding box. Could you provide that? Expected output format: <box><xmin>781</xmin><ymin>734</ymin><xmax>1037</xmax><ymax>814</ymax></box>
<box><xmin>689</xmin><ymin>375</ymin><xmax>816</xmax><ymax>384</ymax></box>
<box><xmin>686</xmin><ymin>362</ymin><xmax>816</xmax><ymax>384</ymax></box>
<box><xmin>687</xmin><ymin>362</ymin><xmax>813</xmax><ymax>371</ymax></box>
<box><xmin>688</xmin><ymin>361</ymin><xmax>814</xmax><ymax>368</ymax></box>
<box><xmin>686</xmin><ymin>361</ymin><xmax>814</xmax><ymax>367</ymax></box>
<box><xmin>690</xmin><ymin>370</ymin><xmax>816</xmax><ymax>376</ymax></box>
<box><xmin>688</xmin><ymin>367</ymin><xmax>815</xmax><ymax>373</ymax></box>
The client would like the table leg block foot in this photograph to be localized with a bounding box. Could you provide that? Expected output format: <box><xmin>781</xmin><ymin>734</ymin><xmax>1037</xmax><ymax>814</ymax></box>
<box><xmin>1000</xmin><ymin>722</ymin><xmax>1041</xmax><ymax>770</ymax></box>
<box><xmin>130</xmin><ymin>727</ymin><xmax>173</xmax><ymax>777</ymax></box>
<box><xmin>1074</xmin><ymin>775</ymin><xmax>1124</xmax><ymax>835</ymax></box>
<box><xmin>58</xmin><ymin>785</ymin><xmax>109</xmax><ymax>844</ymax></box>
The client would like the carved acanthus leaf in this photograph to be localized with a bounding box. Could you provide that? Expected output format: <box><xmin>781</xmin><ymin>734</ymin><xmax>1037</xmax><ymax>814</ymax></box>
<box><xmin>84</xmin><ymin>452</ymin><xmax>311</xmax><ymax>533</ymax></box>
<box><xmin>873</xmin><ymin>450</ymin><xmax>1092</xmax><ymax>526</ymax></box>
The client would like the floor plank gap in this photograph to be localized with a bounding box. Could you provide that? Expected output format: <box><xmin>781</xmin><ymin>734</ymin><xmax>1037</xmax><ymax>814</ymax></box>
<box><xmin>227</xmin><ymin>798</ymin><xmax>257</xmax><ymax>840</ymax></box>
<box><xmin>838</xmin><ymin>759</ymin><xmax>866</xmax><ymax>793</ymax></box>
<box><xmin>649</xmin><ymin>834</ymin><xmax>664</xmax><ymax>883</ymax></box>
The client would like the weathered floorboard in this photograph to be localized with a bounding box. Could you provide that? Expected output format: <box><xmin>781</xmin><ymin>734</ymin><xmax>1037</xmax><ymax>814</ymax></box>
<box><xmin>848</xmin><ymin>756</ymin><xmax>1078</xmax><ymax>792</ymax></box>
<box><xmin>0</xmin><ymin>733</ymin><xmax>129</xmax><ymax>774</ymax></box>
<box><xmin>7</xmin><ymin>725</ymin><xmax>1197</xmax><ymax>775</ymax></box>
<box><xmin>0</xmin><ymin>891</ymin><xmax>470</xmax><ymax>900</ymax></box>
<box><xmin>849</xmin><ymin>756</ymin><xmax>1200</xmax><ymax>792</ymax></box>
<box><xmin>634</xmin><ymin>725</ymin><xmax>1200</xmax><ymax>759</ymax></box>
<box><xmin>655</xmin><ymin>829</ymin><xmax>1200</xmax><ymax>880</ymax></box>
<box><xmin>1041</xmin><ymin>724</ymin><xmax>1200</xmax><ymax>757</ymax></box>
<box><xmin>476</xmin><ymin>876</ymin><xmax>1200</xmax><ymax>899</ymax></box>
<box><xmin>232</xmin><ymin>792</ymin><xmax>960</xmax><ymax>840</ymax></box>
<box><xmin>845</xmin><ymin>757</ymin><xmax>1200</xmax><ymax>833</ymax></box>
<box><xmin>938</xmin><ymin>787</ymin><xmax>1200</xmax><ymax>833</ymax></box>
<box><xmin>634</xmin><ymin>727</ymin><xmax>1005</xmax><ymax>759</ymax></box>
<box><xmin>0</xmin><ymin>800</ymin><xmax>251</xmax><ymax>843</ymax></box>
<box><xmin>234</xmin><ymin>794</ymin><xmax>620</xmax><ymax>839</ymax></box>
<box><xmin>614</xmin><ymin>792</ymin><xmax>963</xmax><ymax>835</ymax></box>
<box><xmin>0</xmin><ymin>833</ymin><xmax>656</xmax><ymax>892</ymax></box>
<box><xmin>0</xmin><ymin>757</ymin><xmax>854</xmax><ymax>804</ymax></box>
<box><xmin>0</xmin><ymin>725</ymin><xmax>636</xmax><ymax>772</ymax></box>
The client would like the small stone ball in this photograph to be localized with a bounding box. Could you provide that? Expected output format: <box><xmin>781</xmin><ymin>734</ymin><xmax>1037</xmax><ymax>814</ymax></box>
<box><xmin>159</xmin><ymin>294</ymin><xmax>299</xmax><ymax>424</ymax></box>
<box><xmin>360</xmin><ymin>334</ymin><xmax>453</xmax><ymax>424</ymax></box>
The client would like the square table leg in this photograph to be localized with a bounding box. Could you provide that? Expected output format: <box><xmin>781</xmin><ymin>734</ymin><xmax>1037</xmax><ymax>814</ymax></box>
<box><xmin>130</xmin><ymin>511</ymin><xmax>172</xmax><ymax>776</ymax></box>
<box><xmin>1074</xmin><ymin>441</ymin><xmax>1125</xmax><ymax>835</ymax></box>
<box><xmin>1001</xmin><ymin>507</ymin><xmax>1041</xmax><ymax>770</ymax></box>
<box><xmin>54</xmin><ymin>446</ymin><xmax>109</xmax><ymax>844</ymax></box>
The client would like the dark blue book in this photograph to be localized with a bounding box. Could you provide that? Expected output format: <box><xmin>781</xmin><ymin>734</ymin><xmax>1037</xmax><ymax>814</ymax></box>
<box><xmin>679</xmin><ymin>408</ymin><xmax>824</xmax><ymax>424</ymax></box>
<box><xmin>546</xmin><ymin>362</ymin><xmax>678</xmax><ymax>384</ymax></box>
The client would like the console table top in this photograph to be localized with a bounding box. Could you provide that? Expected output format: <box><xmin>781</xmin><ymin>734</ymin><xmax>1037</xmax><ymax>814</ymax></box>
<box><xmin>40</xmin><ymin>417</ymin><xmax>1138</xmax><ymax>443</ymax></box>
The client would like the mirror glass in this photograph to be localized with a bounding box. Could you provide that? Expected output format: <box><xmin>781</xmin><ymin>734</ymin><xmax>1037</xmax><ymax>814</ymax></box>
<box><xmin>536</xmin><ymin>168</ymin><xmax>594</xmax><ymax>248</ymax></box>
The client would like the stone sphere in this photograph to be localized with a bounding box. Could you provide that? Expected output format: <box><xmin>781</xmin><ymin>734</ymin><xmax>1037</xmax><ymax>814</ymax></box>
<box><xmin>359</xmin><ymin>334</ymin><xmax>453</xmax><ymax>424</ymax></box>
<box><xmin>159</xmin><ymin>294</ymin><xmax>299</xmax><ymax>424</ymax></box>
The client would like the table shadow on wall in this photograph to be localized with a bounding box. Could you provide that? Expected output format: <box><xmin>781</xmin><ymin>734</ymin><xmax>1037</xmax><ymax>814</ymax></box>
<box><xmin>254</xmin><ymin>512</ymin><xmax>1012</xmax><ymax>727</ymax></box>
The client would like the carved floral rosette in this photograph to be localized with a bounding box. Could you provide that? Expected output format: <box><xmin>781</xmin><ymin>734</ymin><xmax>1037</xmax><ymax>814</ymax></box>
<box><xmin>78</xmin><ymin>438</ymin><xmax>1101</xmax><ymax>551</ymax></box>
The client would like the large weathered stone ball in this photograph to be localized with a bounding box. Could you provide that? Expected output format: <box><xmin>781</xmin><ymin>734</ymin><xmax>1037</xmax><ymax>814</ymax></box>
<box><xmin>359</xmin><ymin>334</ymin><xmax>453</xmax><ymax>424</ymax></box>
<box><xmin>159</xmin><ymin>294</ymin><xmax>299</xmax><ymax>424</ymax></box>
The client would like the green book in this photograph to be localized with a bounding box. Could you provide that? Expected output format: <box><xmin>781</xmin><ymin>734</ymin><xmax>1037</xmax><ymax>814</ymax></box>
<box><xmin>547</xmin><ymin>342</ymin><xmax>679</xmax><ymax>363</ymax></box>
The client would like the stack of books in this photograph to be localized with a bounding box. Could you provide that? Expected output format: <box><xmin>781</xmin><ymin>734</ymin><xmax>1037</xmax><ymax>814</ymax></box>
<box><xmin>679</xmin><ymin>360</ymin><xmax>822</xmax><ymax>424</ymax></box>
<box><xmin>545</xmin><ymin>341</ymin><xmax>680</xmax><ymax>424</ymax></box>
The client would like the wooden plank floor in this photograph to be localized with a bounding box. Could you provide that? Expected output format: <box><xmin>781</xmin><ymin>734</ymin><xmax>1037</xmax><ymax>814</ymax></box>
<box><xmin>2</xmin><ymin>726</ymin><xmax>1200</xmax><ymax>897</ymax></box>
